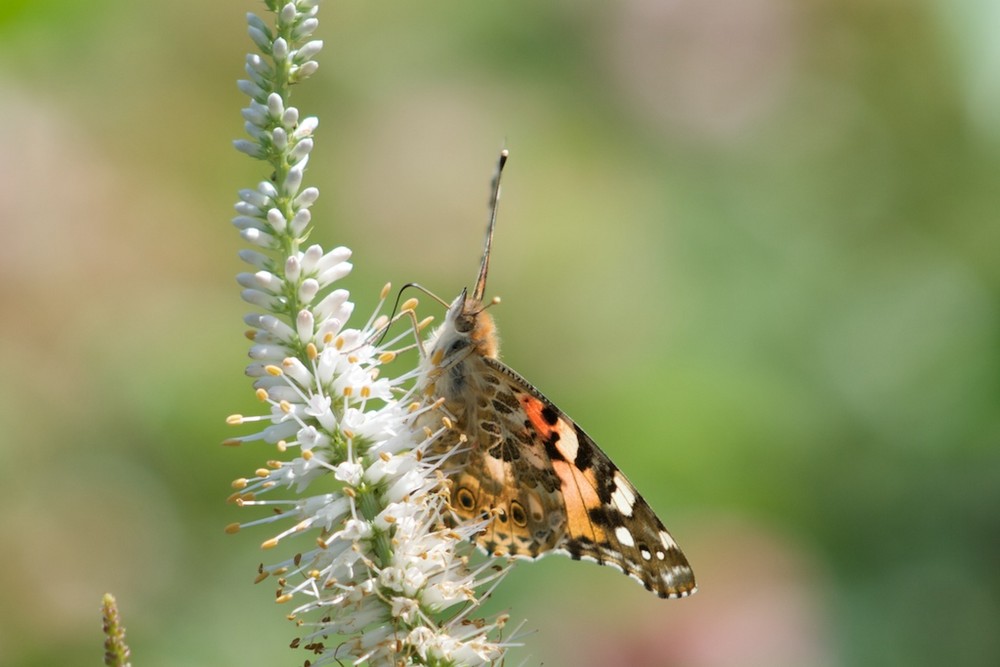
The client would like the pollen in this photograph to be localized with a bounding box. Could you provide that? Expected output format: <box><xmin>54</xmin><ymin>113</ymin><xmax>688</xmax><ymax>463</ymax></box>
<box><xmin>401</xmin><ymin>297</ymin><xmax>419</xmax><ymax>313</ymax></box>
<box><xmin>380</xmin><ymin>282</ymin><xmax>392</xmax><ymax>299</ymax></box>
<box><xmin>306</xmin><ymin>342</ymin><xmax>319</xmax><ymax>360</ymax></box>
<box><xmin>265</xmin><ymin>364</ymin><xmax>283</xmax><ymax>376</ymax></box>
<box><xmin>232</xmin><ymin>478</ymin><xmax>248</xmax><ymax>489</ymax></box>
<box><xmin>226</xmin><ymin>414</ymin><xmax>244</xmax><ymax>425</ymax></box>
<box><xmin>255</xmin><ymin>468</ymin><xmax>270</xmax><ymax>478</ymax></box>
<box><xmin>360</xmin><ymin>386</ymin><xmax>371</xmax><ymax>398</ymax></box>
<box><xmin>379</xmin><ymin>351</ymin><xmax>397</xmax><ymax>364</ymax></box>
<box><xmin>418</xmin><ymin>315</ymin><xmax>434</xmax><ymax>331</ymax></box>
<box><xmin>255</xmin><ymin>388</ymin><xmax>269</xmax><ymax>401</ymax></box>
<box><xmin>262</xmin><ymin>538</ymin><xmax>280</xmax><ymax>549</ymax></box>
<box><xmin>275</xmin><ymin>593</ymin><xmax>294</xmax><ymax>604</ymax></box>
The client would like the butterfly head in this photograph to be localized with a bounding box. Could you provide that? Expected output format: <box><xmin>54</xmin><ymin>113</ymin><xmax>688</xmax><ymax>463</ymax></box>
<box><xmin>446</xmin><ymin>287</ymin><xmax>499</xmax><ymax>358</ymax></box>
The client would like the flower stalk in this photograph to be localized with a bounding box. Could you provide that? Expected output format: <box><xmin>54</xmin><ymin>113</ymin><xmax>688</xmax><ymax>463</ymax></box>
<box><xmin>225</xmin><ymin>2</ymin><xmax>516</xmax><ymax>665</ymax></box>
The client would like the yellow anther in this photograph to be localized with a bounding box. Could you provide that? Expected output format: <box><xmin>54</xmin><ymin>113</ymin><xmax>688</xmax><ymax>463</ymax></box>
<box><xmin>267</xmin><ymin>460</ymin><xmax>282</xmax><ymax>469</ymax></box>
<box><xmin>431</xmin><ymin>349</ymin><xmax>444</xmax><ymax>366</ymax></box>
<box><xmin>360</xmin><ymin>386</ymin><xmax>371</xmax><ymax>398</ymax></box>
<box><xmin>265</xmin><ymin>365</ymin><xmax>283</xmax><ymax>376</ymax></box>
<box><xmin>255</xmin><ymin>388</ymin><xmax>269</xmax><ymax>401</ymax></box>
<box><xmin>279</xmin><ymin>400</ymin><xmax>292</xmax><ymax>413</ymax></box>
<box><xmin>343</xmin><ymin>487</ymin><xmax>356</xmax><ymax>498</ymax></box>
<box><xmin>231</xmin><ymin>478</ymin><xmax>248</xmax><ymax>489</ymax></box>
<box><xmin>418</xmin><ymin>316</ymin><xmax>435</xmax><ymax>331</ymax></box>
<box><xmin>335</xmin><ymin>336</ymin><xmax>345</xmax><ymax>350</ymax></box>
<box><xmin>383</xmin><ymin>515</ymin><xmax>396</xmax><ymax>524</ymax></box>
<box><xmin>244</xmin><ymin>329</ymin><xmax>257</xmax><ymax>341</ymax></box>
<box><xmin>262</xmin><ymin>538</ymin><xmax>279</xmax><ymax>549</ymax></box>
<box><xmin>226</xmin><ymin>414</ymin><xmax>244</xmax><ymax>425</ymax></box>
<box><xmin>347</xmin><ymin>355</ymin><xmax>358</xmax><ymax>364</ymax></box>
<box><xmin>401</xmin><ymin>298</ymin><xmax>419</xmax><ymax>313</ymax></box>
<box><xmin>442</xmin><ymin>416</ymin><xmax>454</xmax><ymax>429</ymax></box>
<box><xmin>255</xmin><ymin>468</ymin><xmax>270</xmax><ymax>478</ymax></box>
<box><xmin>379</xmin><ymin>351</ymin><xmax>396</xmax><ymax>364</ymax></box>
<box><xmin>379</xmin><ymin>452</ymin><xmax>391</xmax><ymax>462</ymax></box>
<box><xmin>302</xmin><ymin>450</ymin><xmax>314</xmax><ymax>461</ymax></box>
<box><xmin>408</xmin><ymin>402</ymin><xmax>421</xmax><ymax>413</ymax></box>
<box><xmin>275</xmin><ymin>593</ymin><xmax>294</xmax><ymax>604</ymax></box>
<box><xmin>308</xmin><ymin>570</ymin><xmax>322</xmax><ymax>579</ymax></box>
<box><xmin>221</xmin><ymin>438</ymin><xmax>242</xmax><ymax>447</ymax></box>
<box><xmin>224</xmin><ymin>523</ymin><xmax>241</xmax><ymax>534</ymax></box>
<box><xmin>306</xmin><ymin>342</ymin><xmax>318</xmax><ymax>360</ymax></box>
<box><xmin>343</xmin><ymin>386</ymin><xmax>353</xmax><ymax>397</ymax></box>
<box><xmin>254</xmin><ymin>571</ymin><xmax>269</xmax><ymax>584</ymax></box>
<box><xmin>343</xmin><ymin>429</ymin><xmax>355</xmax><ymax>439</ymax></box>
<box><xmin>276</xmin><ymin>440</ymin><xmax>287</xmax><ymax>452</ymax></box>
<box><xmin>380</xmin><ymin>282</ymin><xmax>392</xmax><ymax>299</ymax></box>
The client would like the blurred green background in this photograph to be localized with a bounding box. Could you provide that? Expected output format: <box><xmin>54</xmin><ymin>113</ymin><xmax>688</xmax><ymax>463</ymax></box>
<box><xmin>1</xmin><ymin>0</ymin><xmax>998</xmax><ymax>665</ymax></box>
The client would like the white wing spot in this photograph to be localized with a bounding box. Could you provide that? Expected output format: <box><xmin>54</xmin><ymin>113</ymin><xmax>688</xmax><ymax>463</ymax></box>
<box><xmin>614</xmin><ymin>526</ymin><xmax>635</xmax><ymax>548</ymax></box>
<box><xmin>656</xmin><ymin>551</ymin><xmax>666</xmax><ymax>560</ymax></box>
<box><xmin>659</xmin><ymin>530</ymin><xmax>676</xmax><ymax>549</ymax></box>
<box><xmin>640</xmin><ymin>548</ymin><xmax>652</xmax><ymax>561</ymax></box>
<box><xmin>610</xmin><ymin>473</ymin><xmax>636</xmax><ymax>517</ymax></box>
<box><xmin>553</xmin><ymin>423</ymin><xmax>579</xmax><ymax>463</ymax></box>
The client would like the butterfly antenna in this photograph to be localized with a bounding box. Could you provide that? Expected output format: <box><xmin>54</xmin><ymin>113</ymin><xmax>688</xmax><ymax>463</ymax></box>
<box><xmin>473</xmin><ymin>148</ymin><xmax>509</xmax><ymax>303</ymax></box>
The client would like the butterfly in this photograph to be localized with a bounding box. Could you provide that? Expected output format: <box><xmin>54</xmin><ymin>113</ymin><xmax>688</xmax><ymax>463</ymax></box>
<box><xmin>417</xmin><ymin>150</ymin><xmax>696</xmax><ymax>598</ymax></box>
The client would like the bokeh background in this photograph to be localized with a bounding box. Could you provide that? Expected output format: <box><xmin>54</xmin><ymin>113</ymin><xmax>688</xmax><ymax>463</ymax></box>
<box><xmin>2</xmin><ymin>0</ymin><xmax>998</xmax><ymax>665</ymax></box>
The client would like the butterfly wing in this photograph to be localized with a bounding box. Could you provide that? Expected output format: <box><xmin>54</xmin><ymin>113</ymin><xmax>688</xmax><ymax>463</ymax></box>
<box><xmin>442</xmin><ymin>356</ymin><xmax>696</xmax><ymax>599</ymax></box>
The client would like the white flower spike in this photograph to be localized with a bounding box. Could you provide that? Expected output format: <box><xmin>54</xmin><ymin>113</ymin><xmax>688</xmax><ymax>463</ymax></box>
<box><xmin>226</xmin><ymin>2</ymin><xmax>515</xmax><ymax>665</ymax></box>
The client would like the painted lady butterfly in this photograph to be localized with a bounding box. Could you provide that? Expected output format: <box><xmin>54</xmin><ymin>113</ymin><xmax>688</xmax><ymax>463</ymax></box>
<box><xmin>418</xmin><ymin>150</ymin><xmax>696</xmax><ymax>598</ymax></box>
